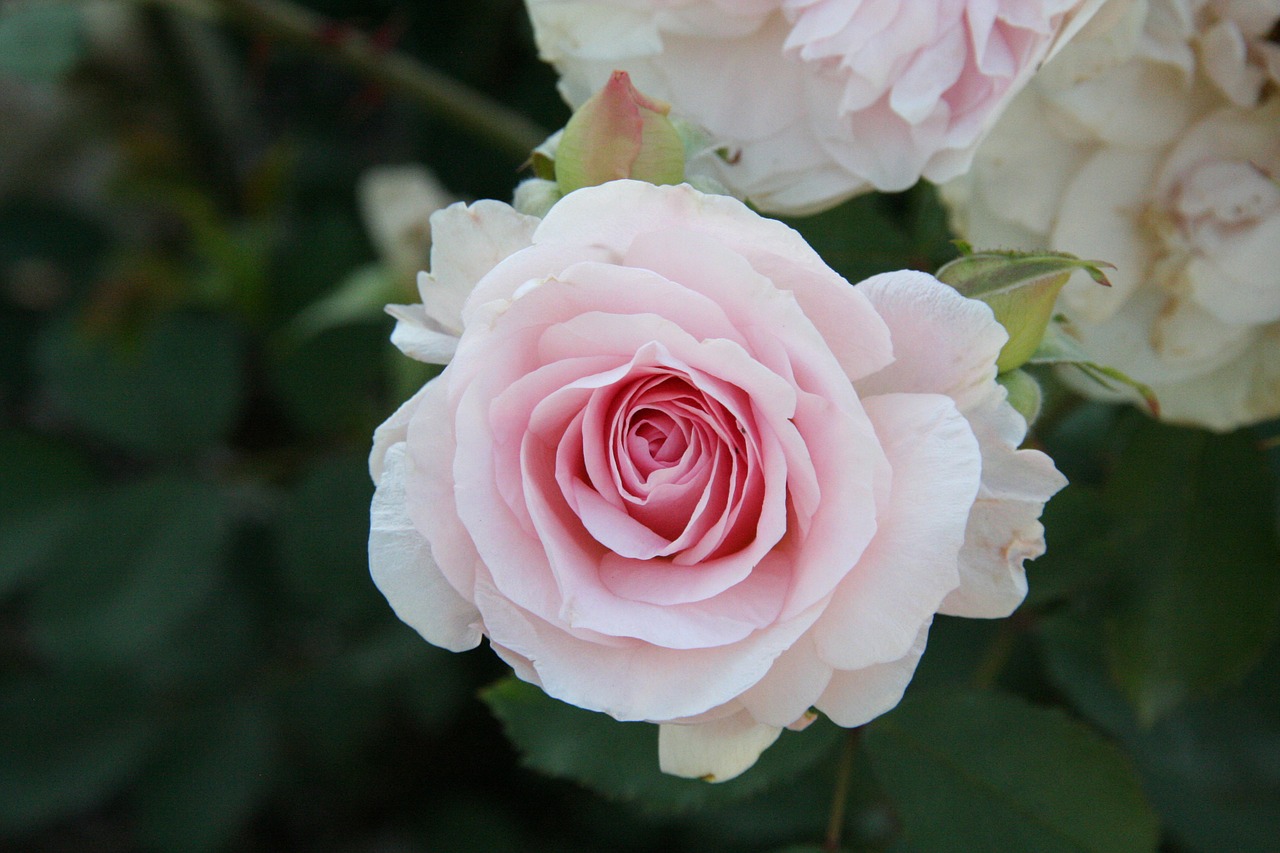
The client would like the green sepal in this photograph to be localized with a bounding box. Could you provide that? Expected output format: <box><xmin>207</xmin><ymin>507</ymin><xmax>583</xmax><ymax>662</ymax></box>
<box><xmin>1030</xmin><ymin>323</ymin><xmax>1161</xmax><ymax>417</ymax></box>
<box><xmin>937</xmin><ymin>248</ymin><xmax>1114</xmax><ymax>373</ymax></box>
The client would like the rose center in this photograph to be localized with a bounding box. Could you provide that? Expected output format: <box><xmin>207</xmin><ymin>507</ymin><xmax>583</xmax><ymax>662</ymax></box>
<box><xmin>1173</xmin><ymin>159</ymin><xmax>1280</xmax><ymax>245</ymax></box>
<box><xmin>629</xmin><ymin>411</ymin><xmax>689</xmax><ymax>473</ymax></box>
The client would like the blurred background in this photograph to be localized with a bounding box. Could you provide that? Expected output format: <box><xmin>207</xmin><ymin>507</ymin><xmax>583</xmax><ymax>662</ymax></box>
<box><xmin>1</xmin><ymin>2</ymin><xmax>1277</xmax><ymax>852</ymax></box>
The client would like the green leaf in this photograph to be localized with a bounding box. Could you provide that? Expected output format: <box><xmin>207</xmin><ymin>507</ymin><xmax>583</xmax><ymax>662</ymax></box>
<box><xmin>276</xmin><ymin>453</ymin><xmax>380</xmax><ymax>620</ymax></box>
<box><xmin>0</xmin><ymin>431</ymin><xmax>94</xmax><ymax>597</ymax></box>
<box><xmin>0</xmin><ymin>669</ymin><xmax>154</xmax><ymax>833</ymax></box>
<box><xmin>1039</xmin><ymin>611</ymin><xmax>1280</xmax><ymax>853</ymax></box>
<box><xmin>132</xmin><ymin>701</ymin><xmax>276</xmax><ymax>853</ymax></box>
<box><xmin>1024</xmin><ymin>485</ymin><xmax>1118</xmax><ymax>607</ymax></box>
<box><xmin>283</xmin><ymin>263</ymin><xmax>401</xmax><ymax>343</ymax></box>
<box><xmin>29</xmin><ymin>474</ymin><xmax>231</xmax><ymax>664</ymax></box>
<box><xmin>480</xmin><ymin>675</ymin><xmax>842</xmax><ymax>812</ymax></box>
<box><xmin>935</xmin><ymin>250</ymin><xmax>1111</xmax><ymax>300</ymax></box>
<box><xmin>37</xmin><ymin>311</ymin><xmax>245</xmax><ymax>455</ymax></box>
<box><xmin>1102</xmin><ymin>421</ymin><xmax>1280</xmax><ymax>723</ymax></box>
<box><xmin>1133</xmin><ymin>691</ymin><xmax>1280</xmax><ymax>853</ymax></box>
<box><xmin>268</xmin><ymin>323</ymin><xmax>388</xmax><ymax>436</ymax></box>
<box><xmin>0</xmin><ymin>2</ymin><xmax>84</xmax><ymax>83</ymax></box>
<box><xmin>1037</xmin><ymin>610</ymin><xmax>1140</xmax><ymax>738</ymax></box>
<box><xmin>864</xmin><ymin>688</ymin><xmax>1158</xmax><ymax>853</ymax></box>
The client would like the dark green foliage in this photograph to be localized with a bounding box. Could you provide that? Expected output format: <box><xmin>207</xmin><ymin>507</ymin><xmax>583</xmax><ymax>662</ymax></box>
<box><xmin>864</xmin><ymin>689</ymin><xmax>1158</xmax><ymax>853</ymax></box>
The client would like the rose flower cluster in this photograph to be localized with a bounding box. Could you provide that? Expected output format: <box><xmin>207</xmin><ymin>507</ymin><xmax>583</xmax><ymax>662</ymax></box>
<box><xmin>525</xmin><ymin>0</ymin><xmax>1105</xmax><ymax>213</ymax></box>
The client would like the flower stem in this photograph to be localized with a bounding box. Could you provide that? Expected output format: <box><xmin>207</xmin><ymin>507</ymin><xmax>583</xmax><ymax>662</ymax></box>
<box><xmin>205</xmin><ymin>0</ymin><xmax>548</xmax><ymax>161</ymax></box>
<box><xmin>823</xmin><ymin>728</ymin><xmax>861</xmax><ymax>852</ymax></box>
<box><xmin>972</xmin><ymin>616</ymin><xmax>1022</xmax><ymax>690</ymax></box>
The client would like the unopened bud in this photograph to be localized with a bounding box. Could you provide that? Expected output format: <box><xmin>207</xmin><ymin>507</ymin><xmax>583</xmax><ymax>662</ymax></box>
<box><xmin>937</xmin><ymin>248</ymin><xmax>1113</xmax><ymax>374</ymax></box>
<box><xmin>555</xmin><ymin>71</ymin><xmax>685</xmax><ymax>195</ymax></box>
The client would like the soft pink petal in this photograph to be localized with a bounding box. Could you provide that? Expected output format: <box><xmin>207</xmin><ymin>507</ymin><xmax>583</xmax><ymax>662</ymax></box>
<box><xmin>812</xmin><ymin>392</ymin><xmax>980</xmax><ymax>670</ymax></box>
<box><xmin>474</xmin><ymin>578</ymin><xmax>822</xmax><ymax>721</ymax></box>
<box><xmin>736</xmin><ymin>632</ymin><xmax>834</xmax><ymax>727</ymax></box>
<box><xmin>538</xmin><ymin>182</ymin><xmax>896</xmax><ymax>379</ymax></box>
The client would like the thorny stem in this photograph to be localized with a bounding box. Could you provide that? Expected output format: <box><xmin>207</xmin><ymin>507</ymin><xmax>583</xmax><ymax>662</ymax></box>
<box><xmin>202</xmin><ymin>0</ymin><xmax>548</xmax><ymax>161</ymax></box>
<box><xmin>822</xmin><ymin>728</ymin><xmax>861</xmax><ymax>852</ymax></box>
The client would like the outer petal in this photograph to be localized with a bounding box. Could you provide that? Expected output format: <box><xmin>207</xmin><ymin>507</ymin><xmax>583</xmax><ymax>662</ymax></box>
<box><xmin>536</xmin><ymin>181</ymin><xmax>896</xmax><ymax>380</ymax></box>
<box><xmin>736</xmin><ymin>632</ymin><xmax>833</xmax><ymax>727</ymax></box>
<box><xmin>369</xmin><ymin>443</ymin><xmax>483</xmax><ymax>652</ymax></box>
<box><xmin>419</xmin><ymin>200</ymin><xmax>540</xmax><ymax>334</ymax></box>
<box><xmin>852</xmin><ymin>270</ymin><xmax>1008</xmax><ymax>411</ymax></box>
<box><xmin>370</xmin><ymin>381</ymin><xmax>434</xmax><ymax>482</ymax></box>
<box><xmin>941</xmin><ymin>390</ymin><xmax>1067</xmax><ymax>617</ymax></box>
<box><xmin>812</xmin><ymin>392</ymin><xmax>980</xmax><ymax>670</ymax></box>
<box><xmin>816</xmin><ymin>620</ymin><xmax>930</xmax><ymax>727</ymax></box>
<box><xmin>385</xmin><ymin>304</ymin><xmax>459</xmax><ymax>365</ymax></box>
<box><xmin>475</xmin><ymin>576</ymin><xmax>824</xmax><ymax>722</ymax></box>
<box><xmin>658</xmin><ymin>711</ymin><xmax>783</xmax><ymax>783</ymax></box>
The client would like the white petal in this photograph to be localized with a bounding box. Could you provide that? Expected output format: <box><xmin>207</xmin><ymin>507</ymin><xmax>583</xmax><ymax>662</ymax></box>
<box><xmin>419</xmin><ymin>200</ymin><xmax>539</xmax><ymax>335</ymax></box>
<box><xmin>369</xmin><ymin>381</ymin><xmax>433</xmax><ymax>483</ymax></box>
<box><xmin>658</xmin><ymin>712</ymin><xmax>783</xmax><ymax>783</ymax></box>
<box><xmin>853</xmin><ymin>271</ymin><xmax>1007</xmax><ymax>412</ymax></box>
<box><xmin>386</xmin><ymin>304</ymin><xmax>459</xmax><ymax>365</ymax></box>
<box><xmin>1053</xmin><ymin>147</ymin><xmax>1162</xmax><ymax>324</ymax></box>
<box><xmin>940</xmin><ymin>391</ymin><xmax>1067</xmax><ymax>618</ymax></box>
<box><xmin>369</xmin><ymin>443</ymin><xmax>483</xmax><ymax>652</ymax></box>
<box><xmin>816</xmin><ymin>620</ymin><xmax>929</xmax><ymax>727</ymax></box>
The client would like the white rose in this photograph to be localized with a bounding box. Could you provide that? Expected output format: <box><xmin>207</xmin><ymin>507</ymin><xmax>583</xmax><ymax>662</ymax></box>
<box><xmin>944</xmin><ymin>0</ymin><xmax>1280</xmax><ymax>430</ymax></box>
<box><xmin>526</xmin><ymin>0</ymin><xmax>1104</xmax><ymax>214</ymax></box>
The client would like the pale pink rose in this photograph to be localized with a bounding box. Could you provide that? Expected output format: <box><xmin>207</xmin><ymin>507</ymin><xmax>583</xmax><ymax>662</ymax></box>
<box><xmin>369</xmin><ymin>181</ymin><xmax>1065</xmax><ymax>781</ymax></box>
<box><xmin>524</xmin><ymin>0</ymin><xmax>1105</xmax><ymax>213</ymax></box>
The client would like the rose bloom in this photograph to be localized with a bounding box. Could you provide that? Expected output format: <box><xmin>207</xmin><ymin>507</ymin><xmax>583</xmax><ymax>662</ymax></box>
<box><xmin>942</xmin><ymin>0</ymin><xmax>1280</xmax><ymax>430</ymax></box>
<box><xmin>524</xmin><ymin>0</ymin><xmax>1104</xmax><ymax>214</ymax></box>
<box><xmin>369</xmin><ymin>180</ymin><xmax>1065</xmax><ymax>781</ymax></box>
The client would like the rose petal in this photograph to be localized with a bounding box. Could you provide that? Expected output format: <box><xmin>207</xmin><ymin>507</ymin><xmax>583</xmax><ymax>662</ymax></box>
<box><xmin>385</xmin><ymin>303</ymin><xmax>460</xmax><ymax>365</ymax></box>
<box><xmin>475</xmin><ymin>578</ymin><xmax>822</xmax><ymax>721</ymax></box>
<box><xmin>658</xmin><ymin>711</ymin><xmax>783</xmax><ymax>783</ymax></box>
<box><xmin>853</xmin><ymin>270</ymin><xmax>1008</xmax><ymax>411</ymax></box>
<box><xmin>737</xmin><ymin>632</ymin><xmax>834</xmax><ymax>728</ymax></box>
<box><xmin>420</xmin><ymin>200</ymin><xmax>539</xmax><ymax>335</ymax></box>
<box><xmin>813</xmin><ymin>392</ymin><xmax>980</xmax><ymax>671</ymax></box>
<box><xmin>369</xmin><ymin>443</ymin><xmax>483</xmax><ymax>652</ymax></box>
<box><xmin>816</xmin><ymin>620</ymin><xmax>930</xmax><ymax>727</ymax></box>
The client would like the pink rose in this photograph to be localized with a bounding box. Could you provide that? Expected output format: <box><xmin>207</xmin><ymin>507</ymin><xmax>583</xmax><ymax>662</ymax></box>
<box><xmin>369</xmin><ymin>181</ymin><xmax>1065</xmax><ymax>781</ymax></box>
<box><xmin>525</xmin><ymin>0</ymin><xmax>1105</xmax><ymax>213</ymax></box>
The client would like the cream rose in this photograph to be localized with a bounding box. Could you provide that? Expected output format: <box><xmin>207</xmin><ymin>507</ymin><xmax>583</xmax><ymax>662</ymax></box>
<box><xmin>943</xmin><ymin>0</ymin><xmax>1280</xmax><ymax>430</ymax></box>
<box><xmin>524</xmin><ymin>0</ymin><xmax>1103</xmax><ymax>213</ymax></box>
<box><xmin>369</xmin><ymin>180</ymin><xmax>1064</xmax><ymax>781</ymax></box>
